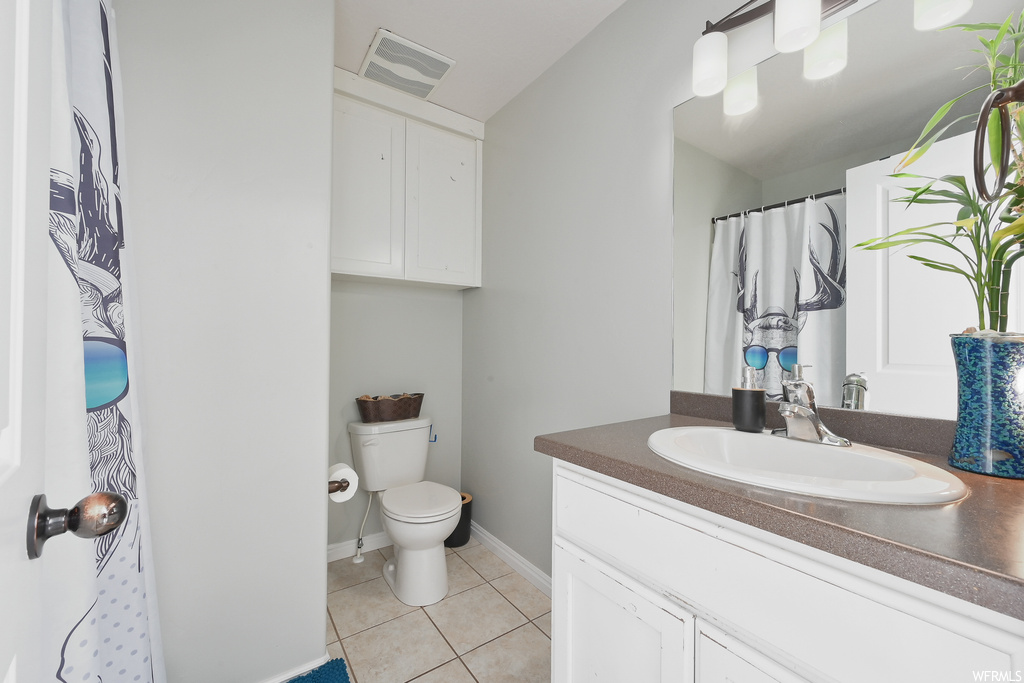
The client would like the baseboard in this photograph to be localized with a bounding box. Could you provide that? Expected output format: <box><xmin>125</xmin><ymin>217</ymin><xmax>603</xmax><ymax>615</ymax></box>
<box><xmin>258</xmin><ymin>652</ymin><xmax>329</xmax><ymax>683</ymax></box>
<box><xmin>326</xmin><ymin>530</ymin><xmax>391</xmax><ymax>563</ymax></box>
<box><xmin>324</xmin><ymin>523</ymin><xmax>552</xmax><ymax>597</ymax></box>
<box><xmin>469</xmin><ymin>520</ymin><xmax>552</xmax><ymax>597</ymax></box>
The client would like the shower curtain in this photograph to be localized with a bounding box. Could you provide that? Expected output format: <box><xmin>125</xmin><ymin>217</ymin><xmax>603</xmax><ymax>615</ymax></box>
<box><xmin>704</xmin><ymin>195</ymin><xmax>847</xmax><ymax>405</ymax></box>
<box><xmin>48</xmin><ymin>1</ymin><xmax>164</xmax><ymax>680</ymax></box>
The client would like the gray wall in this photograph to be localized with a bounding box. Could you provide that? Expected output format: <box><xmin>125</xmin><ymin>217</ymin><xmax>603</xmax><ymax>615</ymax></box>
<box><xmin>116</xmin><ymin>1</ymin><xmax>334</xmax><ymax>681</ymax></box>
<box><xmin>673</xmin><ymin>139</ymin><xmax>762</xmax><ymax>392</ymax></box>
<box><xmin>328</xmin><ymin>280</ymin><xmax>463</xmax><ymax>546</ymax></box>
<box><xmin>761</xmin><ymin>140</ymin><xmax>911</xmax><ymax>205</ymax></box>
<box><xmin>462</xmin><ymin>0</ymin><xmax>717</xmax><ymax>574</ymax></box>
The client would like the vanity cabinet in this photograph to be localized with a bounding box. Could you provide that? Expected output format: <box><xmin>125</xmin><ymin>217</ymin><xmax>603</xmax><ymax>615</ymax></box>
<box><xmin>552</xmin><ymin>461</ymin><xmax>1024</xmax><ymax>682</ymax></box>
<box><xmin>554</xmin><ymin>542</ymin><xmax>693</xmax><ymax>681</ymax></box>
<box><xmin>330</xmin><ymin>87</ymin><xmax>482</xmax><ymax>289</ymax></box>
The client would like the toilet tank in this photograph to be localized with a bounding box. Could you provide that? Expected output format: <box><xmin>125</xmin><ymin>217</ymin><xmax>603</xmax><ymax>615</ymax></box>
<box><xmin>348</xmin><ymin>416</ymin><xmax>431</xmax><ymax>491</ymax></box>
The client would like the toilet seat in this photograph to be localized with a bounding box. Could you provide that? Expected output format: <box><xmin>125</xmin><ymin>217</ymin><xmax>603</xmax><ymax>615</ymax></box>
<box><xmin>381</xmin><ymin>481</ymin><xmax>461</xmax><ymax>524</ymax></box>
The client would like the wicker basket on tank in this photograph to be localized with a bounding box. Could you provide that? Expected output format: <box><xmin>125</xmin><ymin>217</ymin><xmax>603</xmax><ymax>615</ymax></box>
<box><xmin>355</xmin><ymin>393</ymin><xmax>424</xmax><ymax>423</ymax></box>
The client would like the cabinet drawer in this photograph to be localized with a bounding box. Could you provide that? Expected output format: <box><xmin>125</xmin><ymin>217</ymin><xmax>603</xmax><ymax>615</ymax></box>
<box><xmin>554</xmin><ymin>467</ymin><xmax>1023</xmax><ymax>682</ymax></box>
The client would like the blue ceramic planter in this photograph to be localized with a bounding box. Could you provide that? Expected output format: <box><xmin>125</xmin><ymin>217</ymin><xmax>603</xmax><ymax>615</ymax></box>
<box><xmin>950</xmin><ymin>333</ymin><xmax>1024</xmax><ymax>478</ymax></box>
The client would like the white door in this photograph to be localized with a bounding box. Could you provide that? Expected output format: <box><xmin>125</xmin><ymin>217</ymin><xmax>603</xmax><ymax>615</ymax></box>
<box><xmin>0</xmin><ymin>2</ymin><xmax>85</xmax><ymax>680</ymax></box>
<box><xmin>1</xmin><ymin>0</ymin><xmax>49</xmax><ymax>678</ymax></box>
<box><xmin>845</xmin><ymin>132</ymin><xmax>1022</xmax><ymax>419</ymax></box>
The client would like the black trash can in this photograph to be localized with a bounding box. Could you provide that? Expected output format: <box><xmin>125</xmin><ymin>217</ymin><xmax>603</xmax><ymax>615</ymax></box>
<box><xmin>444</xmin><ymin>492</ymin><xmax>472</xmax><ymax>547</ymax></box>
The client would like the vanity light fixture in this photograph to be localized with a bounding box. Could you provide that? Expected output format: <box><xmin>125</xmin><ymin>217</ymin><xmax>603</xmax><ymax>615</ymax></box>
<box><xmin>774</xmin><ymin>0</ymin><xmax>821</xmax><ymax>53</ymax></box>
<box><xmin>692</xmin><ymin>0</ymin><xmax>857</xmax><ymax>105</ymax></box>
<box><xmin>913</xmin><ymin>0</ymin><xmax>973</xmax><ymax>31</ymax></box>
<box><xmin>692</xmin><ymin>31</ymin><xmax>729</xmax><ymax>97</ymax></box>
<box><xmin>803</xmin><ymin>18</ymin><xmax>847</xmax><ymax>80</ymax></box>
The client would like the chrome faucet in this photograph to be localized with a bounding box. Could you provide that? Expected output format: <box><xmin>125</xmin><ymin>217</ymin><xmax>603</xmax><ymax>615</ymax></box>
<box><xmin>775</xmin><ymin>364</ymin><xmax>850</xmax><ymax>447</ymax></box>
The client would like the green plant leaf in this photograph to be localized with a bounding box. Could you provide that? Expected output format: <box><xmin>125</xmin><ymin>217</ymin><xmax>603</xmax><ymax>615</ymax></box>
<box><xmin>993</xmin><ymin>214</ymin><xmax>1024</xmax><ymax>243</ymax></box>
<box><xmin>905</xmin><ymin>255</ymin><xmax>972</xmax><ymax>278</ymax></box>
<box><xmin>1004</xmin><ymin>247</ymin><xmax>1024</xmax><ymax>270</ymax></box>
<box><xmin>895</xmin><ymin>104</ymin><xmax>979</xmax><ymax>171</ymax></box>
<box><xmin>951</xmin><ymin>22</ymin><xmax>1008</xmax><ymax>31</ymax></box>
<box><xmin>988</xmin><ymin>108</ymin><xmax>1004</xmax><ymax>176</ymax></box>
<box><xmin>940</xmin><ymin>174</ymin><xmax>971</xmax><ymax>195</ymax></box>
<box><xmin>855</xmin><ymin>233</ymin><xmax>974</xmax><ymax>259</ymax></box>
<box><xmin>855</xmin><ymin>220</ymin><xmax>969</xmax><ymax>244</ymax></box>
<box><xmin>893</xmin><ymin>196</ymin><xmax>966</xmax><ymax>205</ymax></box>
<box><xmin>994</xmin><ymin>16</ymin><xmax>1013</xmax><ymax>54</ymax></box>
<box><xmin>859</xmin><ymin>10</ymin><xmax>1024</xmax><ymax>329</ymax></box>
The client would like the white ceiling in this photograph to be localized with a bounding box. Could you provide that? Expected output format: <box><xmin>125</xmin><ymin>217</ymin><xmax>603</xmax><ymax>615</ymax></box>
<box><xmin>334</xmin><ymin>0</ymin><xmax>629</xmax><ymax>122</ymax></box>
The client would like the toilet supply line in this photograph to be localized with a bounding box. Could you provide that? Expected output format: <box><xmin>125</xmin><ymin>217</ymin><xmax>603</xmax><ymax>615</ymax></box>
<box><xmin>352</xmin><ymin>491</ymin><xmax>375</xmax><ymax>564</ymax></box>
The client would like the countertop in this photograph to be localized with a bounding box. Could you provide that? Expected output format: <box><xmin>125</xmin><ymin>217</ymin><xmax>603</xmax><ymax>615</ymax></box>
<box><xmin>535</xmin><ymin>409</ymin><xmax>1024</xmax><ymax>622</ymax></box>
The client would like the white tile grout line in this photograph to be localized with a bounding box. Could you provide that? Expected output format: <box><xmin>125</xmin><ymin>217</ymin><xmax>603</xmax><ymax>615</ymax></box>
<box><xmin>330</xmin><ymin>543</ymin><xmax>551</xmax><ymax>683</ymax></box>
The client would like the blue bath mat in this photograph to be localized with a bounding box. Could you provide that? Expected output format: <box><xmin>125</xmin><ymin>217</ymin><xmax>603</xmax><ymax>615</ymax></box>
<box><xmin>289</xmin><ymin>658</ymin><xmax>351</xmax><ymax>682</ymax></box>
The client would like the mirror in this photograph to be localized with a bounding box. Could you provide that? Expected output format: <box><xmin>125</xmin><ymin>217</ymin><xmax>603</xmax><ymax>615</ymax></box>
<box><xmin>672</xmin><ymin>0</ymin><xmax>1019</xmax><ymax>417</ymax></box>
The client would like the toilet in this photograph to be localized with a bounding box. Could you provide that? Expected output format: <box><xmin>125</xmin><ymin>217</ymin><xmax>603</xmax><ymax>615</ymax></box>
<box><xmin>348</xmin><ymin>416</ymin><xmax>462</xmax><ymax>606</ymax></box>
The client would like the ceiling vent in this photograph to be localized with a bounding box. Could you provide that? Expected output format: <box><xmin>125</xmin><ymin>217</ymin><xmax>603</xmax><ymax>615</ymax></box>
<box><xmin>359</xmin><ymin>29</ymin><xmax>455</xmax><ymax>99</ymax></box>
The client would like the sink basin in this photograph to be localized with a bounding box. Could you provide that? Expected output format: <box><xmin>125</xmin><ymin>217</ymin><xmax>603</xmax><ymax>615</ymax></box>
<box><xmin>648</xmin><ymin>427</ymin><xmax>967</xmax><ymax>504</ymax></box>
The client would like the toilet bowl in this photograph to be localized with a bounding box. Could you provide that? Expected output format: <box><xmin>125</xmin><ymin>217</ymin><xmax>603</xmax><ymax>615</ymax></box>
<box><xmin>379</xmin><ymin>481</ymin><xmax>461</xmax><ymax>605</ymax></box>
<box><xmin>347</xmin><ymin>417</ymin><xmax>462</xmax><ymax>606</ymax></box>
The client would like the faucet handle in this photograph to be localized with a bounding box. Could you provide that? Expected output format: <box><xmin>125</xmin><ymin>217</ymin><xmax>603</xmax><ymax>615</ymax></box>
<box><xmin>781</xmin><ymin>364</ymin><xmax>817</xmax><ymax>410</ymax></box>
<box><xmin>789</xmin><ymin>363</ymin><xmax>810</xmax><ymax>381</ymax></box>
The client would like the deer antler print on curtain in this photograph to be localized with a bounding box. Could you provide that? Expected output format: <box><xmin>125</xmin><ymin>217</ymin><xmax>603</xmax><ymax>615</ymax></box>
<box><xmin>705</xmin><ymin>195</ymin><xmax>847</xmax><ymax>405</ymax></box>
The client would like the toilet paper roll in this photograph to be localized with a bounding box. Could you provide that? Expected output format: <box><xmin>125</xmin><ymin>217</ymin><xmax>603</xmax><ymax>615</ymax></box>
<box><xmin>328</xmin><ymin>464</ymin><xmax>359</xmax><ymax>503</ymax></box>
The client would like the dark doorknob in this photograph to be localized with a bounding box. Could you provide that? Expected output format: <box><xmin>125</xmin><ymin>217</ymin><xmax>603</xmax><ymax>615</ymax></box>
<box><xmin>27</xmin><ymin>492</ymin><xmax>127</xmax><ymax>559</ymax></box>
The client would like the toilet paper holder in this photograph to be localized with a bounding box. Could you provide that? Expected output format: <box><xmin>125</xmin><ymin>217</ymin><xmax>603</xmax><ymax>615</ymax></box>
<box><xmin>328</xmin><ymin>479</ymin><xmax>350</xmax><ymax>495</ymax></box>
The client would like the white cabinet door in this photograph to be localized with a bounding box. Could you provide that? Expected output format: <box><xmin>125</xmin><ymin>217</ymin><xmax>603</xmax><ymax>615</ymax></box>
<box><xmin>405</xmin><ymin>120</ymin><xmax>481</xmax><ymax>287</ymax></box>
<box><xmin>331</xmin><ymin>96</ymin><xmax>406</xmax><ymax>278</ymax></box>
<box><xmin>696</xmin><ymin>622</ymin><xmax>808</xmax><ymax>683</ymax></box>
<box><xmin>553</xmin><ymin>542</ymin><xmax>694</xmax><ymax>683</ymax></box>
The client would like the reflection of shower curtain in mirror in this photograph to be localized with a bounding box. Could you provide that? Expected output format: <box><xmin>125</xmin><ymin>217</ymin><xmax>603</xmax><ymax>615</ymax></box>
<box><xmin>704</xmin><ymin>195</ymin><xmax>847</xmax><ymax>404</ymax></box>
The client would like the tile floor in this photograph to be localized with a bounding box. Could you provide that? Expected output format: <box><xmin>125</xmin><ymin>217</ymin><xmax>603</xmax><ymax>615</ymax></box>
<box><xmin>325</xmin><ymin>536</ymin><xmax>552</xmax><ymax>683</ymax></box>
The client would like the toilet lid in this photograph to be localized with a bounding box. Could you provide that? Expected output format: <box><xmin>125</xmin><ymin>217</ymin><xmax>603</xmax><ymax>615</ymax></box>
<box><xmin>381</xmin><ymin>481</ymin><xmax>461</xmax><ymax>522</ymax></box>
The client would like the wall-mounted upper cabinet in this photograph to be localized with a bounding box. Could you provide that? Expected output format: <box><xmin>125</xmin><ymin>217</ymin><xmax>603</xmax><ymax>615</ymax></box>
<box><xmin>332</xmin><ymin>96</ymin><xmax>407</xmax><ymax>280</ymax></box>
<box><xmin>331</xmin><ymin>70</ymin><xmax>483</xmax><ymax>289</ymax></box>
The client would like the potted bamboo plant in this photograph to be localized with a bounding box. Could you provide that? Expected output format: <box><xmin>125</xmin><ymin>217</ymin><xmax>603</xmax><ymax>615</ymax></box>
<box><xmin>856</xmin><ymin>13</ymin><xmax>1024</xmax><ymax>478</ymax></box>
